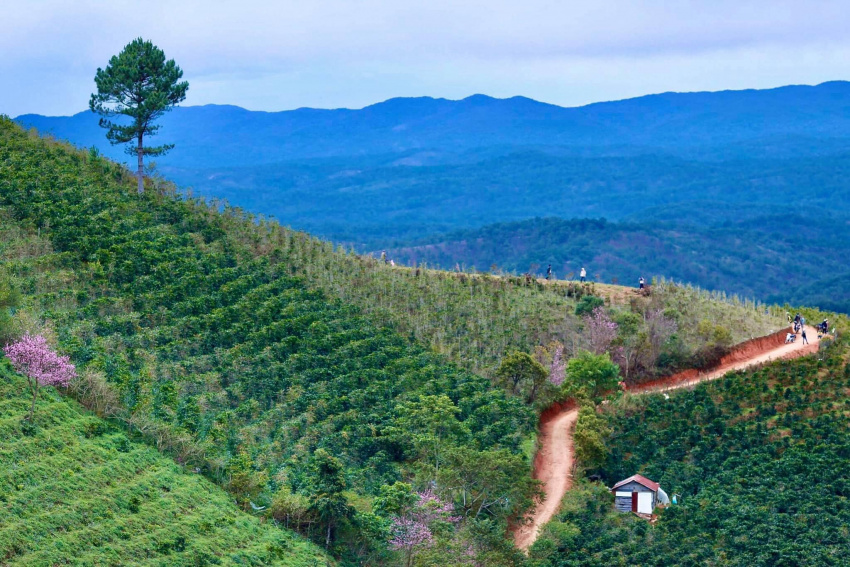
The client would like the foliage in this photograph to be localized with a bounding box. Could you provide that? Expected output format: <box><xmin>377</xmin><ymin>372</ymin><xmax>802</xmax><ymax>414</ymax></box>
<box><xmin>4</xmin><ymin>333</ymin><xmax>76</xmax><ymax>421</ymax></box>
<box><xmin>0</xmin><ymin>362</ymin><xmax>329</xmax><ymax>566</ymax></box>
<box><xmin>571</xmin><ymin>406</ymin><xmax>611</xmax><ymax>471</ymax></box>
<box><xmin>564</xmin><ymin>351</ymin><xmax>620</xmax><ymax>398</ymax></box>
<box><xmin>306</xmin><ymin>448</ymin><xmax>353</xmax><ymax>548</ymax></box>
<box><xmin>494</xmin><ymin>351</ymin><xmax>550</xmax><ymax>404</ymax></box>
<box><xmin>574</xmin><ymin>295</ymin><xmax>604</xmax><ymax>317</ymax></box>
<box><xmin>388</xmin><ymin>489</ymin><xmax>458</xmax><ymax>567</ymax></box>
<box><xmin>90</xmin><ymin>37</ymin><xmax>188</xmax><ymax>193</ymax></box>
<box><xmin>534</xmin><ymin>327</ymin><xmax>850</xmax><ymax>566</ymax></box>
<box><xmin>0</xmin><ymin>271</ymin><xmax>22</xmax><ymax>343</ymax></box>
<box><xmin>583</xmin><ymin>307</ymin><xmax>618</xmax><ymax>355</ymax></box>
<box><xmin>0</xmin><ymin>117</ymin><xmax>536</xmax><ymax>563</ymax></box>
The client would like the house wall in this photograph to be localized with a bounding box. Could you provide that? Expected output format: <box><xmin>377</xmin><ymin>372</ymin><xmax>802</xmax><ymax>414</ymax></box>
<box><xmin>612</xmin><ymin>482</ymin><xmax>657</xmax><ymax>513</ymax></box>
<box><xmin>614</xmin><ymin>493</ymin><xmax>633</xmax><ymax>513</ymax></box>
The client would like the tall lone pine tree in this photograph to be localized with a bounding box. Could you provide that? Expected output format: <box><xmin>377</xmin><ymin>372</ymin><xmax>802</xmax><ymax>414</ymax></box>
<box><xmin>90</xmin><ymin>38</ymin><xmax>188</xmax><ymax>193</ymax></box>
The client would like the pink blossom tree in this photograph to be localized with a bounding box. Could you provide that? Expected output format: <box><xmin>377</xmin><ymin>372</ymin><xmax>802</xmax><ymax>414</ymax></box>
<box><xmin>584</xmin><ymin>307</ymin><xmax>618</xmax><ymax>355</ymax></box>
<box><xmin>390</xmin><ymin>488</ymin><xmax>459</xmax><ymax>567</ymax></box>
<box><xmin>548</xmin><ymin>345</ymin><xmax>566</xmax><ymax>386</ymax></box>
<box><xmin>4</xmin><ymin>334</ymin><xmax>76</xmax><ymax>421</ymax></box>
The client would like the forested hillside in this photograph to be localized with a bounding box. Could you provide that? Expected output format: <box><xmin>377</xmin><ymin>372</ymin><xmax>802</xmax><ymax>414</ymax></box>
<box><xmin>17</xmin><ymin>81</ymin><xmax>850</xmax><ymax>168</ymax></box>
<box><xmin>382</xmin><ymin>215</ymin><xmax>850</xmax><ymax>314</ymax></box>
<box><xmin>529</xmin><ymin>330</ymin><xmax>850</xmax><ymax>566</ymax></box>
<box><xmin>15</xmin><ymin>82</ymin><xmax>850</xmax><ymax>246</ymax></box>
<box><xmin>5</xmin><ymin>116</ymin><xmax>841</xmax><ymax>565</ymax></box>
<box><xmin>0</xmin><ymin>363</ymin><xmax>329</xmax><ymax>566</ymax></box>
<box><xmin>0</xmin><ymin>117</ymin><xmax>542</xmax><ymax>564</ymax></box>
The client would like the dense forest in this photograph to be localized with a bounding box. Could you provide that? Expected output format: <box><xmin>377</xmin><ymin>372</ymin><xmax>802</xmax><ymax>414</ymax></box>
<box><xmin>381</xmin><ymin>215</ymin><xmax>850</xmax><ymax>315</ymax></box>
<box><xmin>2</xmin><ymin>115</ymin><xmax>846</xmax><ymax>565</ymax></box>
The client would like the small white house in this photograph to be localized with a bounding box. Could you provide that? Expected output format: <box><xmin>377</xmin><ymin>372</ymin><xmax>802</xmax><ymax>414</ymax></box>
<box><xmin>611</xmin><ymin>474</ymin><xmax>669</xmax><ymax>515</ymax></box>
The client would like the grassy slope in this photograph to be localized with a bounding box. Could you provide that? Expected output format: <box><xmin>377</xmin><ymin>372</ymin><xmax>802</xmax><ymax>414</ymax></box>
<box><xmin>0</xmin><ymin>364</ymin><xmax>328</xmax><ymax>567</ymax></box>
<box><xmin>379</xmin><ymin>216</ymin><xmax>850</xmax><ymax>315</ymax></box>
<box><xmin>293</xmin><ymin>262</ymin><xmax>784</xmax><ymax>378</ymax></box>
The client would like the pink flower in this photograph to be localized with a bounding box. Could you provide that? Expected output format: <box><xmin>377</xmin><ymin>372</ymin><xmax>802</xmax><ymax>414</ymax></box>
<box><xmin>549</xmin><ymin>346</ymin><xmax>566</xmax><ymax>386</ymax></box>
<box><xmin>584</xmin><ymin>307</ymin><xmax>618</xmax><ymax>355</ymax></box>
<box><xmin>4</xmin><ymin>334</ymin><xmax>77</xmax><ymax>421</ymax></box>
<box><xmin>389</xmin><ymin>489</ymin><xmax>459</xmax><ymax>558</ymax></box>
<box><xmin>4</xmin><ymin>334</ymin><xmax>76</xmax><ymax>387</ymax></box>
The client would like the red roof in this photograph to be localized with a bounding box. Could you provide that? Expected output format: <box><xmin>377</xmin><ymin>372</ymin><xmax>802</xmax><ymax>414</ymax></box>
<box><xmin>611</xmin><ymin>474</ymin><xmax>659</xmax><ymax>492</ymax></box>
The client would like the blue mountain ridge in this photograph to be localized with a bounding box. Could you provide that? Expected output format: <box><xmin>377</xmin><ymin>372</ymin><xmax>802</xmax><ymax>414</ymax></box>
<box><xmin>15</xmin><ymin>81</ymin><xmax>850</xmax><ymax>169</ymax></box>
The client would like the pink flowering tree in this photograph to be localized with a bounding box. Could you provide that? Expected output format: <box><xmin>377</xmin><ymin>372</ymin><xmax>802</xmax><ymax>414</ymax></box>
<box><xmin>4</xmin><ymin>334</ymin><xmax>76</xmax><ymax>421</ymax></box>
<box><xmin>584</xmin><ymin>307</ymin><xmax>618</xmax><ymax>355</ymax></box>
<box><xmin>390</xmin><ymin>488</ymin><xmax>459</xmax><ymax>567</ymax></box>
<box><xmin>548</xmin><ymin>345</ymin><xmax>566</xmax><ymax>386</ymax></box>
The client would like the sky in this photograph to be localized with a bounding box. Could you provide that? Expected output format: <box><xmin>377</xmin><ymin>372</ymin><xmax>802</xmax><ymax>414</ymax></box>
<box><xmin>3</xmin><ymin>0</ymin><xmax>850</xmax><ymax>117</ymax></box>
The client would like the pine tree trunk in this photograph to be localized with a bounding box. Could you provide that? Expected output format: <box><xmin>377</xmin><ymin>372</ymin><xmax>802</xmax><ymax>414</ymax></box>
<box><xmin>137</xmin><ymin>133</ymin><xmax>144</xmax><ymax>194</ymax></box>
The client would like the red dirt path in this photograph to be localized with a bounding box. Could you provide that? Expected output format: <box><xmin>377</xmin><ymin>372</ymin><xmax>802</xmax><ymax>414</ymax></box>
<box><xmin>514</xmin><ymin>325</ymin><xmax>820</xmax><ymax>550</ymax></box>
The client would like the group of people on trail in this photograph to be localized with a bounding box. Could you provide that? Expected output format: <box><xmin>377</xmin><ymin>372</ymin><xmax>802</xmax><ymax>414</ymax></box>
<box><xmin>784</xmin><ymin>313</ymin><xmax>829</xmax><ymax>345</ymax></box>
<box><xmin>785</xmin><ymin>313</ymin><xmax>809</xmax><ymax>344</ymax></box>
<box><xmin>545</xmin><ymin>265</ymin><xmax>645</xmax><ymax>290</ymax></box>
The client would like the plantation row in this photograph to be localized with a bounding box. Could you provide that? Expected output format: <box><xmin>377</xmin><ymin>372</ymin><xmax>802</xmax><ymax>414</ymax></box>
<box><xmin>0</xmin><ymin>362</ymin><xmax>329</xmax><ymax>566</ymax></box>
<box><xmin>0</xmin><ymin>118</ymin><xmax>534</xmax><ymax>563</ymax></box>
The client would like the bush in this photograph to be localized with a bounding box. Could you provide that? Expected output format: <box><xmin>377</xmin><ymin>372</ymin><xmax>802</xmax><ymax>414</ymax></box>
<box><xmin>575</xmin><ymin>295</ymin><xmax>604</xmax><ymax>317</ymax></box>
<box><xmin>565</xmin><ymin>351</ymin><xmax>621</xmax><ymax>397</ymax></box>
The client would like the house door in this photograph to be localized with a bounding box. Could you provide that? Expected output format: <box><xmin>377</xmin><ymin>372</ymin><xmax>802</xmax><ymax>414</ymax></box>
<box><xmin>631</xmin><ymin>492</ymin><xmax>637</xmax><ymax>512</ymax></box>
<box><xmin>637</xmin><ymin>492</ymin><xmax>653</xmax><ymax>514</ymax></box>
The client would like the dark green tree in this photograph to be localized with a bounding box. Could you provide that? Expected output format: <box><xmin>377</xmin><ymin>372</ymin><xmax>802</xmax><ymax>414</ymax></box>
<box><xmin>306</xmin><ymin>448</ymin><xmax>353</xmax><ymax>548</ymax></box>
<box><xmin>90</xmin><ymin>38</ymin><xmax>188</xmax><ymax>193</ymax></box>
<box><xmin>565</xmin><ymin>350</ymin><xmax>620</xmax><ymax>397</ymax></box>
<box><xmin>494</xmin><ymin>351</ymin><xmax>548</xmax><ymax>403</ymax></box>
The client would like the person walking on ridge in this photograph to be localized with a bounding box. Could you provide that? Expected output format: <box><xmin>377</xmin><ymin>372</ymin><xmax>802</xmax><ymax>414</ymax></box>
<box><xmin>580</xmin><ymin>267</ymin><xmax>586</xmax><ymax>282</ymax></box>
<box><xmin>801</xmin><ymin>328</ymin><xmax>809</xmax><ymax>345</ymax></box>
<box><xmin>546</xmin><ymin>264</ymin><xmax>552</xmax><ymax>280</ymax></box>
<box><xmin>639</xmin><ymin>276</ymin><xmax>645</xmax><ymax>290</ymax></box>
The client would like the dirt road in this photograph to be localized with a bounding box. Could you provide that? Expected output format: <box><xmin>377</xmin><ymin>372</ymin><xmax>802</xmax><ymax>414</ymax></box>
<box><xmin>513</xmin><ymin>406</ymin><xmax>579</xmax><ymax>550</ymax></box>
<box><xmin>515</xmin><ymin>325</ymin><xmax>820</xmax><ymax>550</ymax></box>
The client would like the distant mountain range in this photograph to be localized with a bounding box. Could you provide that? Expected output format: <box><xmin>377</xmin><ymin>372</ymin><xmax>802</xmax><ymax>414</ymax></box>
<box><xmin>16</xmin><ymin>81</ymin><xmax>850</xmax><ymax>167</ymax></box>
<box><xmin>13</xmin><ymin>81</ymin><xmax>850</xmax><ymax>311</ymax></box>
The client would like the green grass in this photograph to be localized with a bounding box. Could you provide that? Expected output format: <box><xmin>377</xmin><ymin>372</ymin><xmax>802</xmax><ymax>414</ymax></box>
<box><xmin>0</xmin><ymin>363</ymin><xmax>330</xmax><ymax>567</ymax></box>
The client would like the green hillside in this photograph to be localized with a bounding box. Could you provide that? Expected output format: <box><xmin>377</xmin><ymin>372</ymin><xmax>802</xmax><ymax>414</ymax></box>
<box><xmin>529</xmin><ymin>328</ymin><xmax>850</xmax><ymax>566</ymax></box>
<box><xmin>0</xmin><ymin>117</ymin><xmax>537</xmax><ymax>564</ymax></box>
<box><xmin>0</xmin><ymin>362</ymin><xmax>328</xmax><ymax>566</ymax></box>
<box><xmin>380</xmin><ymin>215</ymin><xmax>850</xmax><ymax>315</ymax></box>
<box><xmin>3</xmin><ymin>116</ymin><xmax>828</xmax><ymax>565</ymax></box>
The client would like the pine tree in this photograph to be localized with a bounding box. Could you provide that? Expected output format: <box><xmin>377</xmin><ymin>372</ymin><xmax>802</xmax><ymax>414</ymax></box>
<box><xmin>90</xmin><ymin>38</ymin><xmax>188</xmax><ymax>193</ymax></box>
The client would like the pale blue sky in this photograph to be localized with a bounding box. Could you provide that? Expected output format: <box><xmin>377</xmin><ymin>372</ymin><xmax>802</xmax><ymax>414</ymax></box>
<box><xmin>3</xmin><ymin>0</ymin><xmax>850</xmax><ymax>116</ymax></box>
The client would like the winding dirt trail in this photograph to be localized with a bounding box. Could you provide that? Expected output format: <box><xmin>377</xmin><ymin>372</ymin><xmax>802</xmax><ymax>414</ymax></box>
<box><xmin>514</xmin><ymin>326</ymin><xmax>820</xmax><ymax>550</ymax></box>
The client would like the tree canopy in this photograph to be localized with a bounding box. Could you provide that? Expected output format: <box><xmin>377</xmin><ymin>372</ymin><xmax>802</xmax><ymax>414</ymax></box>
<box><xmin>90</xmin><ymin>38</ymin><xmax>188</xmax><ymax>193</ymax></box>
